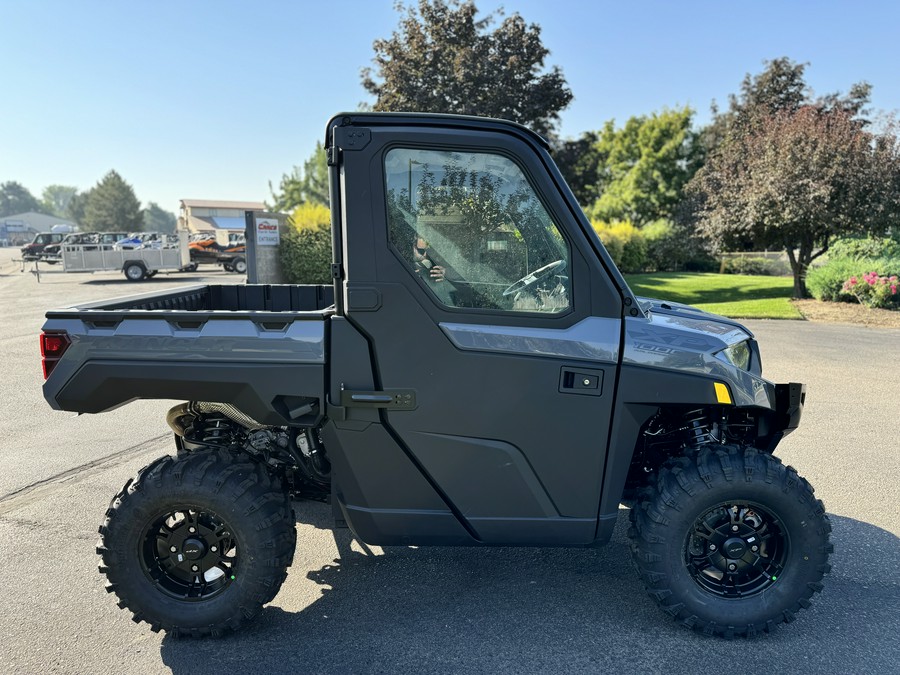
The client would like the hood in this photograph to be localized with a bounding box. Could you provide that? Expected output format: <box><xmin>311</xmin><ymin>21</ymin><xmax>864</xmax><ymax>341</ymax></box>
<box><xmin>625</xmin><ymin>296</ymin><xmax>754</xmax><ymax>367</ymax></box>
<box><xmin>635</xmin><ymin>296</ymin><xmax>754</xmax><ymax>341</ymax></box>
<box><xmin>637</xmin><ymin>297</ymin><xmax>753</xmax><ymax>337</ymax></box>
<box><xmin>624</xmin><ymin>297</ymin><xmax>767</xmax><ymax>407</ymax></box>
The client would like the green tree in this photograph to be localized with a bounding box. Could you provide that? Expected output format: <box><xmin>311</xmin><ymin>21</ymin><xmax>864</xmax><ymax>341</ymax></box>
<box><xmin>698</xmin><ymin>57</ymin><xmax>871</xmax><ymax>159</ymax></box>
<box><xmin>362</xmin><ymin>0</ymin><xmax>572</xmax><ymax>137</ymax></box>
<box><xmin>686</xmin><ymin>59</ymin><xmax>886</xmax><ymax>298</ymax></box>
<box><xmin>143</xmin><ymin>202</ymin><xmax>177</xmax><ymax>233</ymax></box>
<box><xmin>66</xmin><ymin>189</ymin><xmax>91</xmax><ymax>224</ymax></box>
<box><xmin>589</xmin><ymin>108</ymin><xmax>699</xmax><ymax>225</ymax></box>
<box><xmin>82</xmin><ymin>171</ymin><xmax>143</xmax><ymax>232</ymax></box>
<box><xmin>269</xmin><ymin>142</ymin><xmax>329</xmax><ymax>212</ymax></box>
<box><xmin>552</xmin><ymin>132</ymin><xmax>601</xmax><ymax>208</ymax></box>
<box><xmin>688</xmin><ymin>107</ymin><xmax>900</xmax><ymax>298</ymax></box>
<box><xmin>41</xmin><ymin>185</ymin><xmax>78</xmax><ymax>218</ymax></box>
<box><xmin>0</xmin><ymin>181</ymin><xmax>43</xmax><ymax>217</ymax></box>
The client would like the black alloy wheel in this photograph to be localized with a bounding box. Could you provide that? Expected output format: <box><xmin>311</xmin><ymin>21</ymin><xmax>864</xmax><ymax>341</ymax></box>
<box><xmin>140</xmin><ymin>507</ymin><xmax>238</xmax><ymax>601</ymax></box>
<box><xmin>684</xmin><ymin>502</ymin><xmax>788</xmax><ymax>598</ymax></box>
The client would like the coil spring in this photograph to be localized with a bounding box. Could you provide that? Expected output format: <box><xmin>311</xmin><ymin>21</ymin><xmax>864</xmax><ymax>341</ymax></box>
<box><xmin>684</xmin><ymin>408</ymin><xmax>715</xmax><ymax>446</ymax></box>
<box><xmin>199</xmin><ymin>415</ymin><xmax>233</xmax><ymax>444</ymax></box>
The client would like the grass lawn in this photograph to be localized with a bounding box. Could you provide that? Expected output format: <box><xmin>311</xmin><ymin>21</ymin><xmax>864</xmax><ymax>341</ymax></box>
<box><xmin>625</xmin><ymin>272</ymin><xmax>802</xmax><ymax>320</ymax></box>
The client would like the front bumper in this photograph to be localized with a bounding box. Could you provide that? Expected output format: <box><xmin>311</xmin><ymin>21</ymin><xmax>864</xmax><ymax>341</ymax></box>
<box><xmin>774</xmin><ymin>382</ymin><xmax>806</xmax><ymax>437</ymax></box>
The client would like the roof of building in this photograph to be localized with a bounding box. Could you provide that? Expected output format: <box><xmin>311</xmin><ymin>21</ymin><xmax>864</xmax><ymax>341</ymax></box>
<box><xmin>180</xmin><ymin>199</ymin><xmax>266</xmax><ymax>210</ymax></box>
<box><xmin>0</xmin><ymin>212</ymin><xmax>78</xmax><ymax>233</ymax></box>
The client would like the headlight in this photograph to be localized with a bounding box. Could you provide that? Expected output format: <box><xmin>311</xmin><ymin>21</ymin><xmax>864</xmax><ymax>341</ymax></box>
<box><xmin>715</xmin><ymin>340</ymin><xmax>751</xmax><ymax>370</ymax></box>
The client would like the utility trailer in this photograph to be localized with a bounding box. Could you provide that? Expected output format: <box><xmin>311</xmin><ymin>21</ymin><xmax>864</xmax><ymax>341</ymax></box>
<box><xmin>60</xmin><ymin>232</ymin><xmax>195</xmax><ymax>281</ymax></box>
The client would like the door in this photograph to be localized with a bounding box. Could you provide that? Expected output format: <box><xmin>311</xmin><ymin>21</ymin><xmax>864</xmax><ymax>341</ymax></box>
<box><xmin>338</xmin><ymin>123</ymin><xmax>623</xmax><ymax>545</ymax></box>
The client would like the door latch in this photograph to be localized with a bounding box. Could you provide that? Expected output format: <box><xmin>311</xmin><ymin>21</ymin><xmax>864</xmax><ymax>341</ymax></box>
<box><xmin>559</xmin><ymin>367</ymin><xmax>604</xmax><ymax>396</ymax></box>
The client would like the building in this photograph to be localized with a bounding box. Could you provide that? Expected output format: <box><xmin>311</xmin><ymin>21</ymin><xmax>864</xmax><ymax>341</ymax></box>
<box><xmin>178</xmin><ymin>199</ymin><xmax>266</xmax><ymax>235</ymax></box>
<box><xmin>0</xmin><ymin>212</ymin><xmax>78</xmax><ymax>246</ymax></box>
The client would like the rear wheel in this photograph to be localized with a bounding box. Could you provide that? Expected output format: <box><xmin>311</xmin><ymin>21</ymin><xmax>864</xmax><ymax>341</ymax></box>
<box><xmin>628</xmin><ymin>445</ymin><xmax>831</xmax><ymax>637</ymax></box>
<box><xmin>97</xmin><ymin>450</ymin><xmax>296</xmax><ymax>636</ymax></box>
<box><xmin>123</xmin><ymin>262</ymin><xmax>146</xmax><ymax>281</ymax></box>
<box><xmin>232</xmin><ymin>257</ymin><xmax>247</xmax><ymax>274</ymax></box>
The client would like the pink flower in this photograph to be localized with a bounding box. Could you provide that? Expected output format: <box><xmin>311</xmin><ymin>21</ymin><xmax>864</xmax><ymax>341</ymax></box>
<box><xmin>892</xmin><ymin>285</ymin><xmax>898</xmax><ymax>294</ymax></box>
<box><xmin>849</xmin><ymin>277</ymin><xmax>858</xmax><ymax>286</ymax></box>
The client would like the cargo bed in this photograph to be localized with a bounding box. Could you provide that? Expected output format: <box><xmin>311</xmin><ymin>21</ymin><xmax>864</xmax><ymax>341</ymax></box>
<box><xmin>42</xmin><ymin>284</ymin><xmax>336</xmax><ymax>426</ymax></box>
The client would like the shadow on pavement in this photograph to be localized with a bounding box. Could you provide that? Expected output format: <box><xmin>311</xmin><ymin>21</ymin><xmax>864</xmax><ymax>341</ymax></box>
<box><xmin>159</xmin><ymin>510</ymin><xmax>899</xmax><ymax>675</ymax></box>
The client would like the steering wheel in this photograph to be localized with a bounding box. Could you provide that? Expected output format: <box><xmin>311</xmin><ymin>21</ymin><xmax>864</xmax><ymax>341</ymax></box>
<box><xmin>502</xmin><ymin>259</ymin><xmax>567</xmax><ymax>297</ymax></box>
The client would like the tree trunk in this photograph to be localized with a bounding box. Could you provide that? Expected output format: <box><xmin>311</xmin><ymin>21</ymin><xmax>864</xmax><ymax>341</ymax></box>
<box><xmin>785</xmin><ymin>246</ymin><xmax>810</xmax><ymax>299</ymax></box>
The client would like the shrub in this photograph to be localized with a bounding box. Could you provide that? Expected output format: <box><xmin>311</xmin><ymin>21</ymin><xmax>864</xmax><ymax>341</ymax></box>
<box><xmin>591</xmin><ymin>219</ymin><xmax>647</xmax><ymax>273</ymax></box>
<box><xmin>279</xmin><ymin>203</ymin><xmax>332</xmax><ymax>284</ymax></box>
<box><xmin>720</xmin><ymin>255</ymin><xmax>790</xmax><ymax>276</ymax></box>
<box><xmin>807</xmin><ymin>253</ymin><xmax>900</xmax><ymax>304</ymax></box>
<box><xmin>806</xmin><ymin>257</ymin><xmax>861</xmax><ymax>301</ymax></box>
<box><xmin>642</xmin><ymin>219</ymin><xmax>716</xmax><ymax>272</ymax></box>
<box><xmin>842</xmin><ymin>271</ymin><xmax>900</xmax><ymax>309</ymax></box>
<box><xmin>722</xmin><ymin>256</ymin><xmax>771</xmax><ymax>275</ymax></box>
<box><xmin>829</xmin><ymin>234</ymin><xmax>900</xmax><ymax>261</ymax></box>
<box><xmin>290</xmin><ymin>202</ymin><xmax>331</xmax><ymax>231</ymax></box>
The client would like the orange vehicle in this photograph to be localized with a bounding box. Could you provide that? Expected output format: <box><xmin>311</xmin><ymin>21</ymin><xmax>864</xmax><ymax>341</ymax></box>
<box><xmin>188</xmin><ymin>232</ymin><xmax>246</xmax><ymax>273</ymax></box>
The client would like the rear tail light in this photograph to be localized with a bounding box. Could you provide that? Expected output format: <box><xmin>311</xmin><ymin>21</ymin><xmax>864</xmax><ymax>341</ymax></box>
<box><xmin>40</xmin><ymin>332</ymin><xmax>70</xmax><ymax>379</ymax></box>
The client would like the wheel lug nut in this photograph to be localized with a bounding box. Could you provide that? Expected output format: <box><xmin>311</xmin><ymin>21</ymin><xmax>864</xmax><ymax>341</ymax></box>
<box><xmin>170</xmin><ymin>546</ymin><xmax>177</xmax><ymax>553</ymax></box>
<box><xmin>709</xmin><ymin>544</ymin><xmax>717</xmax><ymax>552</ymax></box>
<box><xmin>211</xmin><ymin>545</ymin><xmax>217</xmax><ymax>552</ymax></box>
<box><xmin>732</xmin><ymin>525</ymin><xmax>739</xmax><ymax>532</ymax></box>
<box><xmin>191</xmin><ymin>565</ymin><xmax>199</xmax><ymax>572</ymax></box>
<box><xmin>189</xmin><ymin>527</ymin><xmax>196</xmax><ymax>533</ymax></box>
<box><xmin>728</xmin><ymin>563</ymin><xmax>737</xmax><ymax>571</ymax></box>
<box><xmin>751</xmin><ymin>545</ymin><xmax>759</xmax><ymax>552</ymax></box>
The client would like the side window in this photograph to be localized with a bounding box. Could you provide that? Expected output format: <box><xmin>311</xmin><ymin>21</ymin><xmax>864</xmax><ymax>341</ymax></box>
<box><xmin>385</xmin><ymin>148</ymin><xmax>571</xmax><ymax>314</ymax></box>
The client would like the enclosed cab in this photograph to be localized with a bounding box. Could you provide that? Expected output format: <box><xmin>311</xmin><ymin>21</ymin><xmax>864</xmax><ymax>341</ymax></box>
<box><xmin>21</xmin><ymin>232</ymin><xmax>65</xmax><ymax>260</ymax></box>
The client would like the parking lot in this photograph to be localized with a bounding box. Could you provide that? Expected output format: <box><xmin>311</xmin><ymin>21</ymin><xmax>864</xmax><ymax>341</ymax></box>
<box><xmin>1</xmin><ymin>247</ymin><xmax>898</xmax><ymax>674</ymax></box>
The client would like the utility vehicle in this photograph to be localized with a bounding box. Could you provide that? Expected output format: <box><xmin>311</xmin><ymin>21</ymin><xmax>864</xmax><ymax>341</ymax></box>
<box><xmin>40</xmin><ymin>113</ymin><xmax>831</xmax><ymax>638</ymax></box>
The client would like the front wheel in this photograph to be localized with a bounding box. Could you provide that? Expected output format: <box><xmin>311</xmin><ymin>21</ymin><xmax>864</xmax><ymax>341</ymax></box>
<box><xmin>628</xmin><ymin>446</ymin><xmax>832</xmax><ymax>637</ymax></box>
<box><xmin>97</xmin><ymin>450</ymin><xmax>296</xmax><ymax>636</ymax></box>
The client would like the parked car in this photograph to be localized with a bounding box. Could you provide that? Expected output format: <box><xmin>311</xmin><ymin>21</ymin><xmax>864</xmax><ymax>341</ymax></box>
<box><xmin>44</xmin><ymin>231</ymin><xmax>132</xmax><ymax>259</ymax></box>
<box><xmin>20</xmin><ymin>232</ymin><xmax>65</xmax><ymax>261</ymax></box>
<box><xmin>110</xmin><ymin>232</ymin><xmax>172</xmax><ymax>250</ymax></box>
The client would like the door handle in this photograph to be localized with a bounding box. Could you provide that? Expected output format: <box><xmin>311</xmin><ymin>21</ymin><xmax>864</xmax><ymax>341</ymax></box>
<box><xmin>559</xmin><ymin>367</ymin><xmax>604</xmax><ymax>396</ymax></box>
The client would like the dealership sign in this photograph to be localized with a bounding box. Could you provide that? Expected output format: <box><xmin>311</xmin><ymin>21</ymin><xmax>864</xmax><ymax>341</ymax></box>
<box><xmin>255</xmin><ymin>217</ymin><xmax>280</xmax><ymax>246</ymax></box>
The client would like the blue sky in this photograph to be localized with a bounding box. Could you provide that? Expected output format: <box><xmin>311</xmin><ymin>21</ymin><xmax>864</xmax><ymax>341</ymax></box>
<box><xmin>3</xmin><ymin>0</ymin><xmax>900</xmax><ymax>214</ymax></box>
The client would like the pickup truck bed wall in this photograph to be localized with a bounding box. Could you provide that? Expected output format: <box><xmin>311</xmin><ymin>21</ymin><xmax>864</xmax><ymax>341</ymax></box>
<box><xmin>43</xmin><ymin>284</ymin><xmax>335</xmax><ymax>426</ymax></box>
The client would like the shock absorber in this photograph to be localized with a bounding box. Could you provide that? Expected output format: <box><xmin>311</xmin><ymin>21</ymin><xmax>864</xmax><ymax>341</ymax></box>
<box><xmin>684</xmin><ymin>408</ymin><xmax>715</xmax><ymax>446</ymax></box>
<box><xmin>199</xmin><ymin>415</ymin><xmax>234</xmax><ymax>445</ymax></box>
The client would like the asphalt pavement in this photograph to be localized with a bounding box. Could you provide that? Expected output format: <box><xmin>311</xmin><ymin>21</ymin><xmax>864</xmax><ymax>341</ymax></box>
<box><xmin>0</xmin><ymin>248</ymin><xmax>897</xmax><ymax>674</ymax></box>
